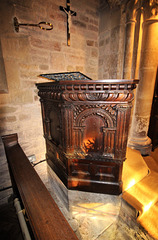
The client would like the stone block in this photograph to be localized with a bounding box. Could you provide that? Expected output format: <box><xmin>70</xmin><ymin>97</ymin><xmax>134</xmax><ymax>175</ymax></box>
<box><xmin>105</xmin><ymin>37</ymin><xmax>110</xmax><ymax>45</ymax></box>
<box><xmin>1</xmin><ymin>36</ymin><xmax>30</xmax><ymax>60</ymax></box>
<box><xmin>88</xmin><ymin>59</ymin><xmax>98</xmax><ymax>67</ymax></box>
<box><xmin>5</xmin><ymin>116</ymin><xmax>17</xmax><ymax>122</ymax></box>
<box><xmin>52</xmin><ymin>41</ymin><xmax>61</xmax><ymax>51</ymax></box>
<box><xmin>10</xmin><ymin>89</ymin><xmax>33</xmax><ymax>104</ymax></box>
<box><xmin>29</xmin><ymin>37</ymin><xmax>43</xmax><ymax>48</ymax></box>
<box><xmin>39</xmin><ymin>65</ymin><xmax>49</xmax><ymax>70</ymax></box>
<box><xmin>72</xmin><ymin>20</ymin><xmax>87</xmax><ymax>29</ymax></box>
<box><xmin>103</xmin><ymin>72</ymin><xmax>110</xmax><ymax>79</ymax></box>
<box><xmin>19</xmin><ymin>114</ymin><xmax>30</xmax><ymax>121</ymax></box>
<box><xmin>21</xmin><ymin>80</ymin><xmax>36</xmax><ymax>88</ymax></box>
<box><xmin>67</xmin><ymin>65</ymin><xmax>75</xmax><ymax>72</ymax></box>
<box><xmin>88</xmin><ymin>24</ymin><xmax>98</xmax><ymax>32</ymax></box>
<box><xmin>31</xmin><ymin>55</ymin><xmax>49</xmax><ymax>65</ymax></box>
<box><xmin>91</xmin><ymin>48</ymin><xmax>98</xmax><ymax>57</ymax></box>
<box><xmin>86</xmin><ymin>40</ymin><xmax>94</xmax><ymax>46</ymax></box>
<box><xmin>99</xmin><ymin>59</ymin><xmax>103</xmax><ymax>66</ymax></box>
<box><xmin>99</xmin><ymin>40</ymin><xmax>104</xmax><ymax>47</ymax></box>
<box><xmin>50</xmin><ymin>11</ymin><xmax>67</xmax><ymax>22</ymax></box>
<box><xmin>50</xmin><ymin>52</ymin><xmax>66</xmax><ymax>72</ymax></box>
<box><xmin>34</xmin><ymin>95</ymin><xmax>40</xmax><ymax>102</ymax></box>
<box><xmin>14</xmin><ymin>4</ymin><xmax>35</xmax><ymax>22</ymax></box>
<box><xmin>89</xmin><ymin>18</ymin><xmax>99</xmax><ymax>26</ymax></box>
<box><xmin>84</xmin><ymin>30</ymin><xmax>98</xmax><ymax>40</ymax></box>
<box><xmin>79</xmin><ymin>14</ymin><xmax>89</xmax><ymax>23</ymax></box>
<box><xmin>3</xmin><ymin>60</ymin><xmax>20</xmax><ymax>90</ymax></box>
<box><xmin>71</xmin><ymin>36</ymin><xmax>86</xmax><ymax>49</ymax></box>
<box><xmin>76</xmin><ymin>66</ymin><xmax>84</xmax><ymax>72</ymax></box>
<box><xmin>20</xmin><ymin>70</ymin><xmax>39</xmax><ymax>79</ymax></box>
<box><xmin>95</xmin><ymin>41</ymin><xmax>98</xmax><ymax>47</ymax></box>
<box><xmin>30</xmin><ymin>48</ymin><xmax>50</xmax><ymax>57</ymax></box>
<box><xmin>86</xmin><ymin>9</ymin><xmax>99</xmax><ymax>18</ymax></box>
<box><xmin>86</xmin><ymin>66</ymin><xmax>96</xmax><ymax>74</ymax></box>
<box><xmin>32</xmin><ymin>2</ymin><xmax>47</xmax><ymax>17</ymax></box>
<box><xmin>66</xmin><ymin>54</ymin><xmax>84</xmax><ymax>65</ymax></box>
<box><xmin>19</xmin><ymin>63</ymin><xmax>38</xmax><ymax>71</ymax></box>
<box><xmin>57</xmin><ymin>22</ymin><xmax>68</xmax><ymax>33</ymax></box>
<box><xmin>30</xmin><ymin>37</ymin><xmax>61</xmax><ymax>52</ymax></box>
<box><xmin>0</xmin><ymin>106</ymin><xmax>17</xmax><ymax>115</ymax></box>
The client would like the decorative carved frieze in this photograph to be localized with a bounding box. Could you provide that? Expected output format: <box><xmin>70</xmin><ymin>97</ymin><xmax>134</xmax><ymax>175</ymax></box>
<box><xmin>37</xmin><ymin>79</ymin><xmax>138</xmax><ymax>103</ymax></box>
<box><xmin>38</xmin><ymin>90</ymin><xmax>135</xmax><ymax>102</ymax></box>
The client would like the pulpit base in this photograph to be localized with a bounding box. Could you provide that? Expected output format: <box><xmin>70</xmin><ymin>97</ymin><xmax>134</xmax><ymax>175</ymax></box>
<box><xmin>46</xmin><ymin>147</ymin><xmax>123</xmax><ymax>196</ymax></box>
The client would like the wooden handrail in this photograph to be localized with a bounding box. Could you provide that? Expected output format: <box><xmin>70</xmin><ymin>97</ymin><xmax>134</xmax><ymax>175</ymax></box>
<box><xmin>2</xmin><ymin>133</ymin><xmax>78</xmax><ymax>240</ymax></box>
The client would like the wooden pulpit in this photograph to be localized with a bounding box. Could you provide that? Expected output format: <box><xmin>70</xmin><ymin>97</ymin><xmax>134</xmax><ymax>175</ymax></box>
<box><xmin>36</xmin><ymin>72</ymin><xmax>138</xmax><ymax>195</ymax></box>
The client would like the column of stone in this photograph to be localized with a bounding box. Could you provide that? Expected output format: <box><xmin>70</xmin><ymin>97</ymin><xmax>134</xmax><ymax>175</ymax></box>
<box><xmin>128</xmin><ymin>16</ymin><xmax>158</xmax><ymax>155</ymax></box>
<box><xmin>133</xmin><ymin>7</ymin><xmax>144</xmax><ymax>79</ymax></box>
<box><xmin>123</xmin><ymin>7</ymin><xmax>136</xmax><ymax>79</ymax></box>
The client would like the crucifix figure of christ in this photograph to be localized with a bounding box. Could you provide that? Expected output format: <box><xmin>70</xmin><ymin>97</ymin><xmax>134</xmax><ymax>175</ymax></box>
<box><xmin>60</xmin><ymin>0</ymin><xmax>77</xmax><ymax>46</ymax></box>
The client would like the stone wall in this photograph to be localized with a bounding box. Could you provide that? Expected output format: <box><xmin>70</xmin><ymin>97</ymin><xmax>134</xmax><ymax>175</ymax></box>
<box><xmin>98</xmin><ymin>4</ymin><xmax>125</xmax><ymax>79</ymax></box>
<box><xmin>0</xmin><ymin>0</ymin><xmax>100</xmax><ymax>204</ymax></box>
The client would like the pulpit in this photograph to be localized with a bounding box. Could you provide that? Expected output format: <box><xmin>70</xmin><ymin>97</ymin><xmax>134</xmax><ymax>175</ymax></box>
<box><xmin>36</xmin><ymin>72</ymin><xmax>138</xmax><ymax>195</ymax></box>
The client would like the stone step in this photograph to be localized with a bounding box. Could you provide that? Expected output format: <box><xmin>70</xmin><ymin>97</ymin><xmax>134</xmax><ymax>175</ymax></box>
<box><xmin>122</xmin><ymin>147</ymin><xmax>149</xmax><ymax>192</ymax></box>
<box><xmin>144</xmin><ymin>155</ymin><xmax>158</xmax><ymax>173</ymax></box>
<box><xmin>137</xmin><ymin>200</ymin><xmax>158</xmax><ymax>240</ymax></box>
<box><xmin>123</xmin><ymin>171</ymin><xmax>158</xmax><ymax>214</ymax></box>
<box><xmin>122</xmin><ymin>149</ymin><xmax>158</xmax><ymax>239</ymax></box>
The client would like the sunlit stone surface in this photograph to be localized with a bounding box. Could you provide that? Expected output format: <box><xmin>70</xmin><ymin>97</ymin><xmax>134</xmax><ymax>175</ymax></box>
<box><xmin>122</xmin><ymin>147</ymin><xmax>149</xmax><ymax>191</ymax></box>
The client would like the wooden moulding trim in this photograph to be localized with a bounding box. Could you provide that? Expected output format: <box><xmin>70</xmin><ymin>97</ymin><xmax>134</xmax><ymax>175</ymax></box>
<box><xmin>36</xmin><ymin>79</ymin><xmax>139</xmax><ymax>86</ymax></box>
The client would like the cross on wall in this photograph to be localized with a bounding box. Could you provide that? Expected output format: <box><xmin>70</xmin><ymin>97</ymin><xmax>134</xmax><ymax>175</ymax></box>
<box><xmin>59</xmin><ymin>0</ymin><xmax>77</xmax><ymax>46</ymax></box>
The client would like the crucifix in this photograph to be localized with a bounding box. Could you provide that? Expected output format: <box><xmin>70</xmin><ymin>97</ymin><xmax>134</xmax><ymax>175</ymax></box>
<box><xmin>59</xmin><ymin>0</ymin><xmax>77</xmax><ymax>46</ymax></box>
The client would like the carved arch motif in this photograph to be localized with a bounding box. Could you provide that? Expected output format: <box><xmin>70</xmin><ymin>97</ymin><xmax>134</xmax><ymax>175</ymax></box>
<box><xmin>75</xmin><ymin>108</ymin><xmax>114</xmax><ymax>128</ymax></box>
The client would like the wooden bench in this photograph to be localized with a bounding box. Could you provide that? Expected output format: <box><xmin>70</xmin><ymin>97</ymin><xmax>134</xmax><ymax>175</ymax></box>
<box><xmin>2</xmin><ymin>133</ymin><xmax>78</xmax><ymax>240</ymax></box>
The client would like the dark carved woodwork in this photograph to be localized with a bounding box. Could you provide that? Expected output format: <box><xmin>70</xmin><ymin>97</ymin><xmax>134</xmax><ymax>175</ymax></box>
<box><xmin>2</xmin><ymin>133</ymin><xmax>78</xmax><ymax>240</ymax></box>
<box><xmin>36</xmin><ymin>73</ymin><xmax>138</xmax><ymax>195</ymax></box>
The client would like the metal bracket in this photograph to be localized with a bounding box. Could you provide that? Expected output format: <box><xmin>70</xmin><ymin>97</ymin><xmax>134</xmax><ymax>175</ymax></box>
<box><xmin>13</xmin><ymin>17</ymin><xmax>53</xmax><ymax>32</ymax></box>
